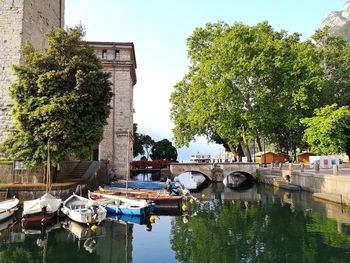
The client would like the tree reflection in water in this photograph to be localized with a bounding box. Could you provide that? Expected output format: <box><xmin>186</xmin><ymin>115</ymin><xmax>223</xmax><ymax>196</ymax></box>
<box><xmin>170</xmin><ymin>186</ymin><xmax>350</xmax><ymax>263</ymax></box>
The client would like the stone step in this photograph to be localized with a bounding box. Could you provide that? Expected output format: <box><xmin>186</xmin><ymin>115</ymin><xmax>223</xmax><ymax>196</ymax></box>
<box><xmin>313</xmin><ymin>192</ymin><xmax>344</xmax><ymax>204</ymax></box>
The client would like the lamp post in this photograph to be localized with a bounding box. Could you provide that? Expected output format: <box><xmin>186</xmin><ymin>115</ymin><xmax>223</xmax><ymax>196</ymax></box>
<box><xmin>263</xmin><ymin>137</ymin><xmax>266</xmax><ymax>167</ymax></box>
<box><xmin>253</xmin><ymin>140</ymin><xmax>256</xmax><ymax>163</ymax></box>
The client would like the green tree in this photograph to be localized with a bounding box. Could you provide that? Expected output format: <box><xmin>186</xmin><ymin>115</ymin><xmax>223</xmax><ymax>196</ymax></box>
<box><xmin>140</xmin><ymin>135</ymin><xmax>155</xmax><ymax>160</ymax></box>
<box><xmin>313</xmin><ymin>28</ymin><xmax>350</xmax><ymax>107</ymax></box>
<box><xmin>132</xmin><ymin>124</ymin><xmax>155</xmax><ymax>160</ymax></box>
<box><xmin>133</xmin><ymin>124</ymin><xmax>145</xmax><ymax>158</ymax></box>
<box><xmin>300</xmin><ymin>104</ymin><xmax>350</xmax><ymax>155</ymax></box>
<box><xmin>150</xmin><ymin>139</ymin><xmax>177</xmax><ymax>161</ymax></box>
<box><xmin>0</xmin><ymin>26</ymin><xmax>112</xmax><ymax>167</ymax></box>
<box><xmin>170</xmin><ymin>21</ymin><xmax>322</xmax><ymax>161</ymax></box>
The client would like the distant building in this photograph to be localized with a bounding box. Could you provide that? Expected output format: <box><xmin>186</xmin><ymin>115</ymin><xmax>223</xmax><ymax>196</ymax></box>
<box><xmin>255</xmin><ymin>151</ymin><xmax>286</xmax><ymax>164</ymax></box>
<box><xmin>213</xmin><ymin>147</ymin><xmax>235</xmax><ymax>163</ymax></box>
<box><xmin>190</xmin><ymin>153</ymin><xmax>211</xmax><ymax>163</ymax></box>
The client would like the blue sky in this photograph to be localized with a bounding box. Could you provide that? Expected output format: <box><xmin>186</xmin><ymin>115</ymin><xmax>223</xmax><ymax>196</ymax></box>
<box><xmin>65</xmin><ymin>0</ymin><xmax>345</xmax><ymax>161</ymax></box>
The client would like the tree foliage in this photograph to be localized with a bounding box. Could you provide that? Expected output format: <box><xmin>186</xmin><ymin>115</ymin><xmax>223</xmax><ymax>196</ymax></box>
<box><xmin>132</xmin><ymin>124</ymin><xmax>155</xmax><ymax>160</ymax></box>
<box><xmin>133</xmin><ymin>124</ymin><xmax>145</xmax><ymax>157</ymax></box>
<box><xmin>300</xmin><ymin>104</ymin><xmax>350</xmax><ymax>155</ymax></box>
<box><xmin>150</xmin><ymin>139</ymin><xmax>177</xmax><ymax>161</ymax></box>
<box><xmin>0</xmin><ymin>26</ymin><xmax>112</xmax><ymax>167</ymax></box>
<box><xmin>313</xmin><ymin>27</ymin><xmax>350</xmax><ymax>107</ymax></box>
<box><xmin>170</xmin><ymin>21</ymin><xmax>322</xmax><ymax>161</ymax></box>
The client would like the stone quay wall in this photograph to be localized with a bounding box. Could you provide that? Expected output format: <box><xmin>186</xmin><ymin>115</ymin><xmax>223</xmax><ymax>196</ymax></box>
<box><xmin>258</xmin><ymin>164</ymin><xmax>350</xmax><ymax>206</ymax></box>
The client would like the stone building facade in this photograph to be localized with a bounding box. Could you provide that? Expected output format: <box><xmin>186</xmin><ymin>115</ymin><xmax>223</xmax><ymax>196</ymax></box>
<box><xmin>86</xmin><ymin>42</ymin><xmax>137</xmax><ymax>178</ymax></box>
<box><xmin>0</xmin><ymin>1</ymin><xmax>135</xmax><ymax>179</ymax></box>
<box><xmin>0</xmin><ymin>0</ymin><xmax>65</xmax><ymax>143</ymax></box>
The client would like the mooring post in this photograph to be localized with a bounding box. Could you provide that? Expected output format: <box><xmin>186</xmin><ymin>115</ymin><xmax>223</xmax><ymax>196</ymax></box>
<box><xmin>333</xmin><ymin>164</ymin><xmax>339</xmax><ymax>176</ymax></box>
<box><xmin>315</xmin><ymin>162</ymin><xmax>320</xmax><ymax>173</ymax></box>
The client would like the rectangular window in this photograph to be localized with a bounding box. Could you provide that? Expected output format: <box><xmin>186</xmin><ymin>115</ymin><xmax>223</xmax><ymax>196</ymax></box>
<box><xmin>102</xmin><ymin>49</ymin><xmax>107</xmax><ymax>59</ymax></box>
<box><xmin>115</xmin><ymin>50</ymin><xmax>120</xmax><ymax>60</ymax></box>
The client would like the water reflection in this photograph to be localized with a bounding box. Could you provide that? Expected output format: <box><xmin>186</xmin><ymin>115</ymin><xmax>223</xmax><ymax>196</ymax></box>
<box><xmin>0</xmin><ymin>185</ymin><xmax>350</xmax><ymax>262</ymax></box>
<box><xmin>171</xmin><ymin>184</ymin><xmax>350</xmax><ymax>262</ymax></box>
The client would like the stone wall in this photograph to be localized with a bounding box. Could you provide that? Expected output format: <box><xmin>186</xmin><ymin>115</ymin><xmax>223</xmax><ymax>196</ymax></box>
<box><xmin>0</xmin><ymin>0</ymin><xmax>64</xmax><ymax>145</ymax></box>
<box><xmin>22</xmin><ymin>0</ymin><xmax>64</xmax><ymax>50</ymax></box>
<box><xmin>87</xmin><ymin>42</ymin><xmax>136</xmax><ymax>179</ymax></box>
<box><xmin>0</xmin><ymin>0</ymin><xmax>25</xmax><ymax>143</ymax></box>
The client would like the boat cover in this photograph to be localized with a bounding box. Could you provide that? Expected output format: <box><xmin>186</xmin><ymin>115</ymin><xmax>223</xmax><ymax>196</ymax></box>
<box><xmin>23</xmin><ymin>193</ymin><xmax>62</xmax><ymax>216</ymax></box>
<box><xmin>109</xmin><ymin>180</ymin><xmax>167</xmax><ymax>190</ymax></box>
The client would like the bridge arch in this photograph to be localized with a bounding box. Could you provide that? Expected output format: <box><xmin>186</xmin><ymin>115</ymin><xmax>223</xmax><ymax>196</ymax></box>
<box><xmin>226</xmin><ymin>171</ymin><xmax>255</xmax><ymax>182</ymax></box>
<box><xmin>223</xmin><ymin>171</ymin><xmax>256</xmax><ymax>189</ymax></box>
<box><xmin>176</xmin><ymin>170</ymin><xmax>211</xmax><ymax>181</ymax></box>
<box><xmin>169</xmin><ymin>162</ymin><xmax>259</xmax><ymax>182</ymax></box>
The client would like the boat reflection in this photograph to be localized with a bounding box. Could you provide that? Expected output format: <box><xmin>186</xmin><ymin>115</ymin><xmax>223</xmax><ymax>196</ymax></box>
<box><xmin>62</xmin><ymin>219</ymin><xmax>106</xmax><ymax>253</ymax></box>
<box><xmin>106</xmin><ymin>213</ymin><xmax>155</xmax><ymax>232</ymax></box>
<box><xmin>0</xmin><ymin>216</ymin><xmax>23</xmax><ymax>244</ymax></box>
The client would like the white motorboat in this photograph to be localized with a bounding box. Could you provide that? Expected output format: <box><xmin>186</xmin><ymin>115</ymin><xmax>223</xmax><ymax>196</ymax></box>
<box><xmin>61</xmin><ymin>193</ymin><xmax>107</xmax><ymax>225</ymax></box>
<box><xmin>0</xmin><ymin>197</ymin><xmax>19</xmax><ymax>221</ymax></box>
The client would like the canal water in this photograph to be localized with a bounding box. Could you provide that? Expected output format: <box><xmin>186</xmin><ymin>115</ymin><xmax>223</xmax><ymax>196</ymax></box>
<box><xmin>1</xmin><ymin>183</ymin><xmax>350</xmax><ymax>262</ymax></box>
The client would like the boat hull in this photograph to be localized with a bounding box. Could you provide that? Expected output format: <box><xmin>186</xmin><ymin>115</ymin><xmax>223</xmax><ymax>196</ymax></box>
<box><xmin>105</xmin><ymin>205</ymin><xmax>147</xmax><ymax>216</ymax></box>
<box><xmin>97</xmin><ymin>187</ymin><xmax>183</xmax><ymax>209</ymax></box>
<box><xmin>21</xmin><ymin>212</ymin><xmax>57</xmax><ymax>228</ymax></box>
<box><xmin>0</xmin><ymin>198</ymin><xmax>19</xmax><ymax>222</ymax></box>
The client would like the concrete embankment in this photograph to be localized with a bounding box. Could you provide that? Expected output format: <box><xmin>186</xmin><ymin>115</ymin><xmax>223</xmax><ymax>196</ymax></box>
<box><xmin>258</xmin><ymin>166</ymin><xmax>350</xmax><ymax>206</ymax></box>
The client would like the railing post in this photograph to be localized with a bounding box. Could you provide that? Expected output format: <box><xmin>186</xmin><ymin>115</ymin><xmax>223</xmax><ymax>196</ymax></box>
<box><xmin>288</xmin><ymin>163</ymin><xmax>293</xmax><ymax>171</ymax></box>
<box><xmin>300</xmin><ymin>164</ymin><xmax>304</xmax><ymax>172</ymax></box>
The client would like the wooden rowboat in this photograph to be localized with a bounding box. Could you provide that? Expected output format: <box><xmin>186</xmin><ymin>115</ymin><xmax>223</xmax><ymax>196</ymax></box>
<box><xmin>97</xmin><ymin>186</ymin><xmax>183</xmax><ymax>209</ymax></box>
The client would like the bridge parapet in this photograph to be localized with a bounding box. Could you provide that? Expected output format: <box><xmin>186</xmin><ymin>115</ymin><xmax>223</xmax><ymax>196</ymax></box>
<box><xmin>169</xmin><ymin>162</ymin><xmax>260</xmax><ymax>182</ymax></box>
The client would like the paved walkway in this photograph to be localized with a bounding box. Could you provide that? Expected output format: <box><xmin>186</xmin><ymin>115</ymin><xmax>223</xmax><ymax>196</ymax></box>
<box><xmin>267</xmin><ymin>163</ymin><xmax>350</xmax><ymax>176</ymax></box>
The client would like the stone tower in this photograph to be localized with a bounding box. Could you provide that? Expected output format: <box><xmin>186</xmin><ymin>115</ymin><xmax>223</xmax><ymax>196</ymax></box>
<box><xmin>0</xmin><ymin>0</ymin><xmax>65</xmax><ymax>143</ymax></box>
<box><xmin>86</xmin><ymin>42</ymin><xmax>137</xmax><ymax>179</ymax></box>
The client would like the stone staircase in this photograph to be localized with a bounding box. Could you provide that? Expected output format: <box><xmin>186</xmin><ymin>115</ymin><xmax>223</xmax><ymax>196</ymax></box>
<box><xmin>273</xmin><ymin>176</ymin><xmax>300</xmax><ymax>191</ymax></box>
<box><xmin>66</xmin><ymin>161</ymin><xmax>92</xmax><ymax>182</ymax></box>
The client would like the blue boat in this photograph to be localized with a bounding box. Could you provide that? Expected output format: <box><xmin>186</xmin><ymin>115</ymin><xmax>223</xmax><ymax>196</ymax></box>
<box><xmin>107</xmin><ymin>213</ymin><xmax>149</xmax><ymax>225</ymax></box>
<box><xmin>109</xmin><ymin>180</ymin><xmax>167</xmax><ymax>190</ymax></box>
<box><xmin>89</xmin><ymin>192</ymin><xmax>154</xmax><ymax>216</ymax></box>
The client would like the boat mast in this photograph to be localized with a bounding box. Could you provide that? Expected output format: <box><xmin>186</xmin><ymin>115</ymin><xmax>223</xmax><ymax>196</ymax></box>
<box><xmin>125</xmin><ymin>130</ymin><xmax>132</xmax><ymax>197</ymax></box>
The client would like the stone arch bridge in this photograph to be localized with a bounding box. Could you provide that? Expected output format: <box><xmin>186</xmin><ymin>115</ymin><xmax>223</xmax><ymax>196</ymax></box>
<box><xmin>169</xmin><ymin>162</ymin><xmax>260</xmax><ymax>182</ymax></box>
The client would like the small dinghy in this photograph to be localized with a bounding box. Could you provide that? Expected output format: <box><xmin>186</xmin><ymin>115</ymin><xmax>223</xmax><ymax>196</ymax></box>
<box><xmin>0</xmin><ymin>197</ymin><xmax>19</xmax><ymax>221</ymax></box>
<box><xmin>22</xmin><ymin>193</ymin><xmax>61</xmax><ymax>227</ymax></box>
<box><xmin>61</xmin><ymin>193</ymin><xmax>107</xmax><ymax>225</ymax></box>
<box><xmin>89</xmin><ymin>192</ymin><xmax>154</xmax><ymax>216</ymax></box>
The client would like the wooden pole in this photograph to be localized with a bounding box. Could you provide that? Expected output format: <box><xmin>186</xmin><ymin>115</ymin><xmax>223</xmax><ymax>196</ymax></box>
<box><xmin>46</xmin><ymin>141</ymin><xmax>51</xmax><ymax>193</ymax></box>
